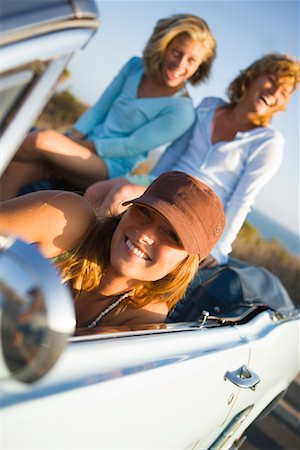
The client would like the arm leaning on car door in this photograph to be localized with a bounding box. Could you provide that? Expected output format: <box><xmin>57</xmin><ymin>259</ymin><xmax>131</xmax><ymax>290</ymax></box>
<box><xmin>0</xmin><ymin>190</ymin><xmax>95</xmax><ymax>259</ymax></box>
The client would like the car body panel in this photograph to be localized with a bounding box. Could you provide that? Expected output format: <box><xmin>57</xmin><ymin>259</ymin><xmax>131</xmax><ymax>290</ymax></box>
<box><xmin>0</xmin><ymin>0</ymin><xmax>99</xmax><ymax>175</ymax></box>
<box><xmin>2</xmin><ymin>312</ymin><xmax>299</xmax><ymax>449</ymax></box>
<box><xmin>1</xmin><ymin>0</ymin><xmax>99</xmax><ymax>45</ymax></box>
<box><xmin>2</xmin><ymin>325</ymin><xmax>250</xmax><ymax>448</ymax></box>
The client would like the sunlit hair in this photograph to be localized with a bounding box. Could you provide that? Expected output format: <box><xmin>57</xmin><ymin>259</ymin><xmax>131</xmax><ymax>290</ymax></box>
<box><xmin>131</xmin><ymin>253</ymin><xmax>199</xmax><ymax>310</ymax></box>
<box><xmin>55</xmin><ymin>212</ymin><xmax>199</xmax><ymax>311</ymax></box>
<box><xmin>56</xmin><ymin>215</ymin><xmax>115</xmax><ymax>295</ymax></box>
<box><xmin>143</xmin><ymin>13</ymin><xmax>216</xmax><ymax>85</ymax></box>
<box><xmin>227</xmin><ymin>53</ymin><xmax>300</xmax><ymax>126</ymax></box>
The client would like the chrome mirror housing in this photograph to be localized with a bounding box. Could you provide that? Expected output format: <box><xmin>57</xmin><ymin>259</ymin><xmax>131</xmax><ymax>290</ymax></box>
<box><xmin>0</xmin><ymin>235</ymin><xmax>75</xmax><ymax>383</ymax></box>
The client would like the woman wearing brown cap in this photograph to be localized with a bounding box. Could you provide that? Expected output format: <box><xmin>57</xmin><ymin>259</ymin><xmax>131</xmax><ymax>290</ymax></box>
<box><xmin>0</xmin><ymin>171</ymin><xmax>225</xmax><ymax>328</ymax></box>
<box><xmin>85</xmin><ymin>53</ymin><xmax>300</xmax><ymax>268</ymax></box>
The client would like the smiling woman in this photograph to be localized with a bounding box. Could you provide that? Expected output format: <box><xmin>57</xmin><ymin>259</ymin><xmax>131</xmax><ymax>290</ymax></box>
<box><xmin>0</xmin><ymin>171</ymin><xmax>225</xmax><ymax>328</ymax></box>
<box><xmin>226</xmin><ymin>54</ymin><xmax>299</xmax><ymax>127</ymax></box>
<box><xmin>0</xmin><ymin>13</ymin><xmax>216</xmax><ymax>200</ymax></box>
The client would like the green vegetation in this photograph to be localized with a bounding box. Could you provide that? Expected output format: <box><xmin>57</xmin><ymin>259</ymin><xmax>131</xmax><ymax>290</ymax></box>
<box><xmin>35</xmin><ymin>90</ymin><xmax>88</xmax><ymax>132</ymax></box>
<box><xmin>36</xmin><ymin>90</ymin><xmax>300</xmax><ymax>306</ymax></box>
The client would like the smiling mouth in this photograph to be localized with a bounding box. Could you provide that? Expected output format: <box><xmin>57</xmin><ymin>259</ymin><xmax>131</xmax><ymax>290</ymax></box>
<box><xmin>166</xmin><ymin>68</ymin><xmax>185</xmax><ymax>81</ymax></box>
<box><xmin>125</xmin><ymin>237</ymin><xmax>151</xmax><ymax>261</ymax></box>
<box><xmin>260</xmin><ymin>95</ymin><xmax>274</xmax><ymax>106</ymax></box>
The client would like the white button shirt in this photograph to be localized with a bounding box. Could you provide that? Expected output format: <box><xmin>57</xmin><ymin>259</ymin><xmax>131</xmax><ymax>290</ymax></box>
<box><xmin>151</xmin><ymin>97</ymin><xmax>284</xmax><ymax>263</ymax></box>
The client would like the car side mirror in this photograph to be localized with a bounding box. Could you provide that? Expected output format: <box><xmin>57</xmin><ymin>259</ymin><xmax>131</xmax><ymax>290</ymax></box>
<box><xmin>0</xmin><ymin>235</ymin><xmax>75</xmax><ymax>383</ymax></box>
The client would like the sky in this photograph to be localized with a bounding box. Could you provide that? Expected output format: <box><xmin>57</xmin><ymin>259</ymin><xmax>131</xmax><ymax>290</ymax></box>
<box><xmin>66</xmin><ymin>0</ymin><xmax>299</xmax><ymax>236</ymax></box>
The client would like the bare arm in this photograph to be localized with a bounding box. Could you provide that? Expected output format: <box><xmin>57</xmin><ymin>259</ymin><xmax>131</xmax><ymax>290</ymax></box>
<box><xmin>0</xmin><ymin>190</ymin><xmax>95</xmax><ymax>258</ymax></box>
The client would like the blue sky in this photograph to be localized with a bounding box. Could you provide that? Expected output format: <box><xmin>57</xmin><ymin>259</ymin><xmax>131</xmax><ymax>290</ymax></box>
<box><xmin>67</xmin><ymin>0</ymin><xmax>299</xmax><ymax>235</ymax></box>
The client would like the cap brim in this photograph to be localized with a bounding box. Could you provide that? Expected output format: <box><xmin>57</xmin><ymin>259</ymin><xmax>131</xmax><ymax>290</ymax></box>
<box><xmin>123</xmin><ymin>196</ymin><xmax>199</xmax><ymax>255</ymax></box>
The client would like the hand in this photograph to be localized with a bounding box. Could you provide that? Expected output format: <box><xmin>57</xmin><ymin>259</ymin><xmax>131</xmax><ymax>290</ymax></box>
<box><xmin>65</xmin><ymin>129</ymin><xmax>96</xmax><ymax>152</ymax></box>
<box><xmin>66</xmin><ymin>130</ymin><xmax>96</xmax><ymax>153</ymax></box>
<box><xmin>65</xmin><ymin>128</ymin><xmax>85</xmax><ymax>141</ymax></box>
<box><xmin>80</xmin><ymin>141</ymin><xmax>96</xmax><ymax>152</ymax></box>
<box><xmin>84</xmin><ymin>178</ymin><xmax>130</xmax><ymax>215</ymax></box>
<box><xmin>198</xmin><ymin>254</ymin><xmax>218</xmax><ymax>269</ymax></box>
<box><xmin>102</xmin><ymin>183</ymin><xmax>147</xmax><ymax>215</ymax></box>
<box><xmin>85</xmin><ymin>180</ymin><xmax>147</xmax><ymax>216</ymax></box>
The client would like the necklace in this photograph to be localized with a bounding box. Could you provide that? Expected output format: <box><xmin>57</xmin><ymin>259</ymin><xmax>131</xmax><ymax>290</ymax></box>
<box><xmin>87</xmin><ymin>292</ymin><xmax>130</xmax><ymax>329</ymax></box>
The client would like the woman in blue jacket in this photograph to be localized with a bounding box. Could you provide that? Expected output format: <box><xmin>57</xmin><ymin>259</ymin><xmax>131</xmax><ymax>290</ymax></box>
<box><xmin>1</xmin><ymin>14</ymin><xmax>216</xmax><ymax>200</ymax></box>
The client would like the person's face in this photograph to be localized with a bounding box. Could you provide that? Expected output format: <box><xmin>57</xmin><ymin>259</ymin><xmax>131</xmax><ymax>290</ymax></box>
<box><xmin>240</xmin><ymin>74</ymin><xmax>294</xmax><ymax>117</ymax></box>
<box><xmin>161</xmin><ymin>33</ymin><xmax>205</xmax><ymax>88</ymax></box>
<box><xmin>110</xmin><ymin>205</ymin><xmax>188</xmax><ymax>282</ymax></box>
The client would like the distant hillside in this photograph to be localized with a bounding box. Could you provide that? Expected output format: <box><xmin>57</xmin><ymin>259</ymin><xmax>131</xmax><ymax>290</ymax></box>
<box><xmin>36</xmin><ymin>91</ymin><xmax>300</xmax><ymax>305</ymax></box>
<box><xmin>35</xmin><ymin>90</ymin><xmax>89</xmax><ymax>131</ymax></box>
<box><xmin>232</xmin><ymin>222</ymin><xmax>299</xmax><ymax>304</ymax></box>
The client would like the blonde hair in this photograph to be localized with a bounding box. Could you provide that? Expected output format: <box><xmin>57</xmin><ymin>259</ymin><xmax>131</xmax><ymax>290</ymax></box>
<box><xmin>227</xmin><ymin>53</ymin><xmax>300</xmax><ymax>126</ymax></box>
<box><xmin>55</xmin><ymin>213</ymin><xmax>200</xmax><ymax>311</ymax></box>
<box><xmin>143</xmin><ymin>14</ymin><xmax>216</xmax><ymax>85</ymax></box>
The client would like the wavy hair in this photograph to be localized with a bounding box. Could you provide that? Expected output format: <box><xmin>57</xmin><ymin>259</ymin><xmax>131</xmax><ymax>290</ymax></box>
<box><xmin>227</xmin><ymin>53</ymin><xmax>300</xmax><ymax>125</ymax></box>
<box><xmin>143</xmin><ymin>14</ymin><xmax>216</xmax><ymax>85</ymax></box>
<box><xmin>56</xmin><ymin>212</ymin><xmax>200</xmax><ymax>311</ymax></box>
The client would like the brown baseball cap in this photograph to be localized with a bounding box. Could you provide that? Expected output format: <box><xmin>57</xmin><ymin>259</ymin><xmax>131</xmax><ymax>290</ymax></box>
<box><xmin>123</xmin><ymin>171</ymin><xmax>225</xmax><ymax>259</ymax></box>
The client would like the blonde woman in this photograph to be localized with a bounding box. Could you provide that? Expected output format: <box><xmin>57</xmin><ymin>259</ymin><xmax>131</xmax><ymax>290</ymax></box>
<box><xmin>1</xmin><ymin>14</ymin><xmax>216</xmax><ymax>200</ymax></box>
<box><xmin>0</xmin><ymin>171</ymin><xmax>225</xmax><ymax>328</ymax></box>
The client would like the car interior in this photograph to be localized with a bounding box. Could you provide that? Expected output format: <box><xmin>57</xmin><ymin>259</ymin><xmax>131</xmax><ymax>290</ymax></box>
<box><xmin>166</xmin><ymin>257</ymin><xmax>296</xmax><ymax>325</ymax></box>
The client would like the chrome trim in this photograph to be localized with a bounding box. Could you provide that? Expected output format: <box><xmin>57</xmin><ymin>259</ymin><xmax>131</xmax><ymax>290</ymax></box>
<box><xmin>0</xmin><ymin>55</ymin><xmax>70</xmax><ymax>174</ymax></box>
<box><xmin>1</xmin><ymin>19</ymin><xmax>99</xmax><ymax>46</ymax></box>
<box><xmin>71</xmin><ymin>321</ymin><xmax>219</xmax><ymax>342</ymax></box>
<box><xmin>224</xmin><ymin>365</ymin><xmax>261</xmax><ymax>390</ymax></box>
<box><xmin>0</xmin><ymin>236</ymin><xmax>75</xmax><ymax>383</ymax></box>
<box><xmin>209</xmin><ymin>405</ymin><xmax>253</xmax><ymax>450</ymax></box>
<box><xmin>1</xmin><ymin>29</ymin><xmax>95</xmax><ymax>73</ymax></box>
<box><xmin>0</xmin><ymin>70</ymin><xmax>34</xmax><ymax>91</ymax></box>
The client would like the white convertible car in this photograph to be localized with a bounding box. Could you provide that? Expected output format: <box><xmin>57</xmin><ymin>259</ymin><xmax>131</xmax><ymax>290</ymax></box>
<box><xmin>0</xmin><ymin>2</ymin><xmax>299</xmax><ymax>449</ymax></box>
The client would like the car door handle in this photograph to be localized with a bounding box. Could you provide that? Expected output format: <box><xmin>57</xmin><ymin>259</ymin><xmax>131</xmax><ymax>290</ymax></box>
<box><xmin>224</xmin><ymin>365</ymin><xmax>261</xmax><ymax>390</ymax></box>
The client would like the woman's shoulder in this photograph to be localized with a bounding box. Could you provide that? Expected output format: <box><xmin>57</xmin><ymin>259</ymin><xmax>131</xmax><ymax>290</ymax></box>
<box><xmin>56</xmin><ymin>192</ymin><xmax>95</xmax><ymax>235</ymax></box>
<box><xmin>123</xmin><ymin>56</ymin><xmax>143</xmax><ymax>73</ymax></box>
<box><xmin>157</xmin><ymin>97</ymin><xmax>195</xmax><ymax>130</ymax></box>
<box><xmin>246</xmin><ymin>127</ymin><xmax>285</xmax><ymax>166</ymax></box>
<box><xmin>115</xmin><ymin>56</ymin><xmax>143</xmax><ymax>84</ymax></box>
<box><xmin>162</xmin><ymin>93</ymin><xmax>194</xmax><ymax>115</ymax></box>
<box><xmin>196</xmin><ymin>96</ymin><xmax>227</xmax><ymax>111</ymax></box>
<box><xmin>38</xmin><ymin>190</ymin><xmax>95</xmax><ymax>242</ymax></box>
<box><xmin>141</xmin><ymin>93</ymin><xmax>195</xmax><ymax>125</ymax></box>
<box><xmin>170</xmin><ymin>95</ymin><xmax>195</xmax><ymax>113</ymax></box>
<box><xmin>5</xmin><ymin>190</ymin><xmax>96</xmax><ymax>259</ymax></box>
<box><xmin>249</xmin><ymin>125</ymin><xmax>284</xmax><ymax>144</ymax></box>
<box><xmin>41</xmin><ymin>190</ymin><xmax>95</xmax><ymax>217</ymax></box>
<box><xmin>262</xmin><ymin>126</ymin><xmax>284</xmax><ymax>141</ymax></box>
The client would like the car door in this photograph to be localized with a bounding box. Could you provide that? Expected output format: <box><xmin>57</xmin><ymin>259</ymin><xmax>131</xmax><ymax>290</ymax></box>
<box><xmin>1</xmin><ymin>321</ymin><xmax>252</xmax><ymax>450</ymax></box>
<box><xmin>0</xmin><ymin>0</ymin><xmax>99</xmax><ymax>176</ymax></box>
<box><xmin>223</xmin><ymin>312</ymin><xmax>300</xmax><ymax>441</ymax></box>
